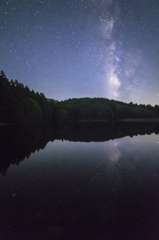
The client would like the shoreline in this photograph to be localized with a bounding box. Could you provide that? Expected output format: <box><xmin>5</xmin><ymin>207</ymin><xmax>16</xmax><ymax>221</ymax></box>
<box><xmin>117</xmin><ymin>118</ymin><xmax>159</xmax><ymax>122</ymax></box>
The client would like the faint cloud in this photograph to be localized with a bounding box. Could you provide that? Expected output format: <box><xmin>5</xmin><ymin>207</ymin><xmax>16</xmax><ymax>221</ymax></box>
<box><xmin>109</xmin><ymin>148</ymin><xmax>121</xmax><ymax>163</ymax></box>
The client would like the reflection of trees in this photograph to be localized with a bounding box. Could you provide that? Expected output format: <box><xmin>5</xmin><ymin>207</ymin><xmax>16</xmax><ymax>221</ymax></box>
<box><xmin>1</xmin><ymin>123</ymin><xmax>159</xmax><ymax>239</ymax></box>
<box><xmin>56</xmin><ymin>122</ymin><xmax>159</xmax><ymax>142</ymax></box>
<box><xmin>1</xmin><ymin>122</ymin><xmax>159</xmax><ymax>175</ymax></box>
<box><xmin>0</xmin><ymin>124</ymin><xmax>56</xmax><ymax>175</ymax></box>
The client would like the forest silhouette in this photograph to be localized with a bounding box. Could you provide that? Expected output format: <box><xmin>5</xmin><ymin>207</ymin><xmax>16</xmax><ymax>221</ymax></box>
<box><xmin>1</xmin><ymin>70</ymin><xmax>159</xmax><ymax>125</ymax></box>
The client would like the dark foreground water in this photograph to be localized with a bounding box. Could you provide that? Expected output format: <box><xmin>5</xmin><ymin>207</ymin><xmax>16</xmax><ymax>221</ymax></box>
<box><xmin>0</xmin><ymin>123</ymin><xmax>159</xmax><ymax>240</ymax></box>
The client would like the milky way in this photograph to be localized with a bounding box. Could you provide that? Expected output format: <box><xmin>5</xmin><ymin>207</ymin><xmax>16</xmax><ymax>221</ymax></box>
<box><xmin>1</xmin><ymin>0</ymin><xmax>159</xmax><ymax>105</ymax></box>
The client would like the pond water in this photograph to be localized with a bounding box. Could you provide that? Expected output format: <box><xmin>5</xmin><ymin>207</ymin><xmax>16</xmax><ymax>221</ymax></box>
<box><xmin>0</xmin><ymin>123</ymin><xmax>159</xmax><ymax>240</ymax></box>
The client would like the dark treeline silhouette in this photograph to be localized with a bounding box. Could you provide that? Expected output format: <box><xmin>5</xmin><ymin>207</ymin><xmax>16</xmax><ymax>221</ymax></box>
<box><xmin>1</xmin><ymin>122</ymin><xmax>159</xmax><ymax>175</ymax></box>
<box><xmin>0</xmin><ymin>70</ymin><xmax>55</xmax><ymax>124</ymax></box>
<box><xmin>1</xmin><ymin>70</ymin><xmax>159</xmax><ymax>124</ymax></box>
<box><xmin>56</xmin><ymin>97</ymin><xmax>159</xmax><ymax>122</ymax></box>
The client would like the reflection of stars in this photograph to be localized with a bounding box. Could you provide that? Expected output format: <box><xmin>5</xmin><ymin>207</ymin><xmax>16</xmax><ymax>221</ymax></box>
<box><xmin>109</xmin><ymin>141</ymin><xmax>121</xmax><ymax>162</ymax></box>
<box><xmin>114</xmin><ymin>141</ymin><xmax>120</xmax><ymax>147</ymax></box>
<box><xmin>112</xmin><ymin>151</ymin><xmax>121</xmax><ymax>162</ymax></box>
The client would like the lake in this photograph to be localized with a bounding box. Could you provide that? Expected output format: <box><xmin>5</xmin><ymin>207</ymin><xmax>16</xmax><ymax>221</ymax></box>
<box><xmin>0</xmin><ymin>122</ymin><xmax>159</xmax><ymax>240</ymax></box>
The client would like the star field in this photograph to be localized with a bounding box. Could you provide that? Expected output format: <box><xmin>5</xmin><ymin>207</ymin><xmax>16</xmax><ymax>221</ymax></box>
<box><xmin>1</xmin><ymin>0</ymin><xmax>159</xmax><ymax>105</ymax></box>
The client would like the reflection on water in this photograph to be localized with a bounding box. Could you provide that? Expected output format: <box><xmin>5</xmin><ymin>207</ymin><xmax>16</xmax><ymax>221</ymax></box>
<box><xmin>0</xmin><ymin>123</ymin><xmax>159</xmax><ymax>240</ymax></box>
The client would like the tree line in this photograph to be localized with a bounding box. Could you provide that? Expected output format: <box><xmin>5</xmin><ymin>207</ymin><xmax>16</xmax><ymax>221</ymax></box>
<box><xmin>0</xmin><ymin>70</ymin><xmax>159</xmax><ymax>124</ymax></box>
<box><xmin>56</xmin><ymin>97</ymin><xmax>159</xmax><ymax>122</ymax></box>
<box><xmin>0</xmin><ymin>70</ymin><xmax>55</xmax><ymax>124</ymax></box>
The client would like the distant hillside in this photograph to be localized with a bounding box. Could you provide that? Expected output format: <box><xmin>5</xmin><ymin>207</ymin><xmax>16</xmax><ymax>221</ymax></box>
<box><xmin>1</xmin><ymin>70</ymin><xmax>159</xmax><ymax>124</ymax></box>
<box><xmin>55</xmin><ymin>97</ymin><xmax>159</xmax><ymax>122</ymax></box>
<box><xmin>46</xmin><ymin>98</ymin><xmax>59</xmax><ymax>104</ymax></box>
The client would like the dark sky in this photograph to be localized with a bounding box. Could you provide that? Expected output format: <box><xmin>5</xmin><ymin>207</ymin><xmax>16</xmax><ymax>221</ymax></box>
<box><xmin>1</xmin><ymin>0</ymin><xmax>159</xmax><ymax>105</ymax></box>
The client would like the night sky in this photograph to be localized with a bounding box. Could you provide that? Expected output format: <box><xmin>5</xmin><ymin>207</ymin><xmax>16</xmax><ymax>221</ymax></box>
<box><xmin>1</xmin><ymin>0</ymin><xmax>159</xmax><ymax>105</ymax></box>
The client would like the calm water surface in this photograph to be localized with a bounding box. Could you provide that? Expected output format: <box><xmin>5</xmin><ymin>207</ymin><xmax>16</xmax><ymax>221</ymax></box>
<box><xmin>0</xmin><ymin>124</ymin><xmax>159</xmax><ymax>240</ymax></box>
